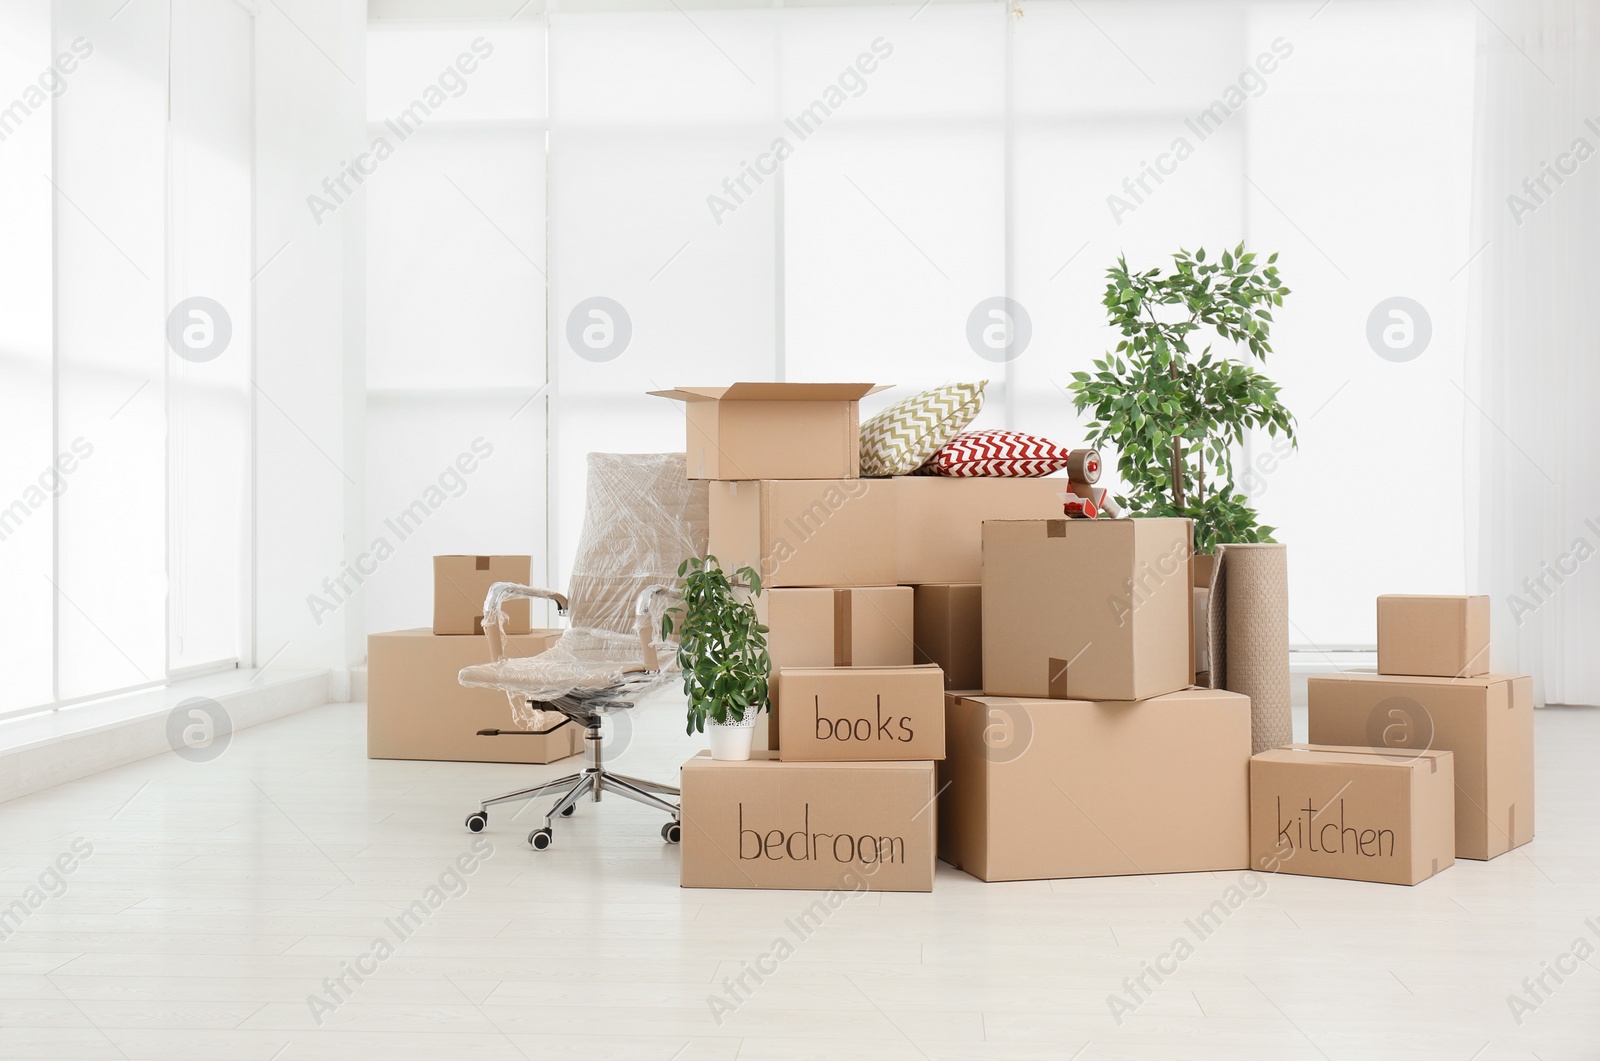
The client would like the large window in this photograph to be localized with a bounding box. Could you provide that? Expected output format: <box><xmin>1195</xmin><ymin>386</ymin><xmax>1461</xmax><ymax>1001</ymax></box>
<box><xmin>363</xmin><ymin>19</ymin><xmax>551</xmax><ymax>633</ymax></box>
<box><xmin>361</xmin><ymin>0</ymin><xmax>1475</xmax><ymax>649</ymax></box>
<box><xmin>0</xmin><ymin>0</ymin><xmax>1480</xmax><ymax>721</ymax></box>
<box><xmin>370</xmin><ymin>0</ymin><xmax>1471</xmax><ymax>651</ymax></box>
<box><xmin>0</xmin><ymin>0</ymin><xmax>252</xmax><ymax>718</ymax></box>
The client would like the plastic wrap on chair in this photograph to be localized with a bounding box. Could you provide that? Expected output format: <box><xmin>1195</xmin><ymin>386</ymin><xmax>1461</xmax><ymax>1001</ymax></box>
<box><xmin>565</xmin><ymin>453</ymin><xmax>709</xmax><ymax>634</ymax></box>
<box><xmin>465</xmin><ymin>453</ymin><xmax>702</xmax><ymax>731</ymax></box>
<box><xmin>459</xmin><ymin>625</ymin><xmax>679</xmax><ymax>729</ymax></box>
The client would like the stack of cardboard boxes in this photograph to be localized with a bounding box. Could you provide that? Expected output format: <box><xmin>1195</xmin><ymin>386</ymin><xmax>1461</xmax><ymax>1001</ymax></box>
<box><xmin>662</xmin><ymin>384</ymin><xmax>1250</xmax><ymax>890</ymax></box>
<box><xmin>663</xmin><ymin>385</ymin><xmax>1538</xmax><ymax>891</ymax></box>
<box><xmin>1252</xmin><ymin>594</ymin><xmax>1535</xmax><ymax>884</ymax></box>
<box><xmin>366</xmin><ymin>556</ymin><xmax>583</xmax><ymax>764</ymax></box>
<box><xmin>941</xmin><ymin>517</ymin><xmax>1255</xmax><ymax>881</ymax></box>
<box><xmin>658</xmin><ymin>384</ymin><xmax>936</xmax><ymax>891</ymax></box>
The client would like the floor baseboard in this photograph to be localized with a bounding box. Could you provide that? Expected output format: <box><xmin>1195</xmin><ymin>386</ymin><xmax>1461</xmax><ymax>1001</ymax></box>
<box><xmin>0</xmin><ymin>669</ymin><xmax>332</xmax><ymax>805</ymax></box>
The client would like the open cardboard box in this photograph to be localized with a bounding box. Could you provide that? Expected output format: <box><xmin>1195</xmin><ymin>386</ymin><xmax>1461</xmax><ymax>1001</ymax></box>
<box><xmin>649</xmin><ymin>383</ymin><xmax>887</xmax><ymax>480</ymax></box>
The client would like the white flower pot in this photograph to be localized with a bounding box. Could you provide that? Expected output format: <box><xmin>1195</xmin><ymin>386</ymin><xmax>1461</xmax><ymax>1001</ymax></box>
<box><xmin>706</xmin><ymin>715</ymin><xmax>756</xmax><ymax>761</ymax></box>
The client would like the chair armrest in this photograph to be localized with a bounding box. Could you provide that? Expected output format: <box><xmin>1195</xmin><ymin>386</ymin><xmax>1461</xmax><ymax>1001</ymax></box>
<box><xmin>485</xmin><ymin>581</ymin><xmax>569</xmax><ymax>616</ymax></box>
<box><xmin>482</xmin><ymin>581</ymin><xmax>569</xmax><ymax>663</ymax></box>
<box><xmin>635</xmin><ymin>584</ymin><xmax>681</xmax><ymax>672</ymax></box>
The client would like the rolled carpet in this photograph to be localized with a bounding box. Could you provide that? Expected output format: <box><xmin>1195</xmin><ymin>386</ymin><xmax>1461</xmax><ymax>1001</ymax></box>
<box><xmin>1205</xmin><ymin>543</ymin><xmax>1291</xmax><ymax>754</ymax></box>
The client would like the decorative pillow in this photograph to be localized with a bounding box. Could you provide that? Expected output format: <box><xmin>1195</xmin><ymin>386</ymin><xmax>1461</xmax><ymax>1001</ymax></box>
<box><xmin>915</xmin><ymin>429</ymin><xmax>1073</xmax><ymax>477</ymax></box>
<box><xmin>858</xmin><ymin>381</ymin><xmax>986</xmax><ymax>477</ymax></box>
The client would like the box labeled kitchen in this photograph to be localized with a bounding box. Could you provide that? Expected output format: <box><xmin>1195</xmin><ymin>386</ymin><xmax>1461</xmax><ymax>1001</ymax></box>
<box><xmin>649</xmin><ymin>383</ymin><xmax>885</xmax><ymax>480</ymax></box>
<box><xmin>434</xmin><ymin>555</ymin><xmax>532</xmax><ymax>635</ymax></box>
<box><xmin>1250</xmin><ymin>744</ymin><xmax>1456</xmax><ymax>886</ymax></box>
<box><xmin>776</xmin><ymin>664</ymin><xmax>945</xmax><ymax>762</ymax></box>
<box><xmin>938</xmin><ymin>688</ymin><xmax>1251</xmax><ymax>881</ymax></box>
<box><xmin>1307</xmin><ymin>672</ymin><xmax>1533</xmax><ymax>860</ymax></box>
<box><xmin>981</xmin><ymin>518</ymin><xmax>1193</xmax><ymax>702</ymax></box>
<box><xmin>679</xmin><ymin>751</ymin><xmax>936</xmax><ymax>892</ymax></box>
<box><xmin>1377</xmin><ymin>594</ymin><xmax>1490</xmax><ymax>677</ymax></box>
<box><xmin>913</xmin><ymin>584</ymin><xmax>983</xmax><ymax>691</ymax></box>
<box><xmin>708</xmin><ymin>478</ymin><xmax>897</xmax><ymax>587</ymax></box>
<box><xmin>367</xmin><ymin>629</ymin><xmax>581</xmax><ymax>763</ymax></box>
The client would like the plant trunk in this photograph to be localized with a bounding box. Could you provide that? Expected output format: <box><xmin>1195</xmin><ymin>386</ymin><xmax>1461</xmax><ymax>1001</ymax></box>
<box><xmin>1168</xmin><ymin>355</ymin><xmax>1185</xmax><ymax>509</ymax></box>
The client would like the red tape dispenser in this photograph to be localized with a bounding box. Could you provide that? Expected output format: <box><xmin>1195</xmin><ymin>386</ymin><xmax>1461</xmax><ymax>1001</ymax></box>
<box><xmin>1061</xmin><ymin>448</ymin><xmax>1124</xmax><ymax>518</ymax></box>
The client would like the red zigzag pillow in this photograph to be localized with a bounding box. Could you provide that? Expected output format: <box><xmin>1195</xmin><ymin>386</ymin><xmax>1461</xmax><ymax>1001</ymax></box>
<box><xmin>916</xmin><ymin>429</ymin><xmax>1073</xmax><ymax>477</ymax></box>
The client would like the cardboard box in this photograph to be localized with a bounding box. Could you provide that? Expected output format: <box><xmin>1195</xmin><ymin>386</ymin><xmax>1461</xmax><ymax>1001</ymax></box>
<box><xmin>981</xmin><ymin>518</ymin><xmax>1193</xmax><ymax>701</ymax></box>
<box><xmin>679</xmin><ymin>751</ymin><xmax>936</xmax><ymax>892</ymax></box>
<box><xmin>775</xmin><ymin>665</ymin><xmax>945</xmax><ymax>762</ymax></box>
<box><xmin>1377</xmin><ymin>594</ymin><xmax>1491</xmax><ymax>677</ymax></box>
<box><xmin>708</xmin><ymin>479</ymin><xmax>897</xmax><ymax>587</ymax></box>
<box><xmin>760</xmin><ymin>586</ymin><xmax>914</xmax><ymax>750</ymax></box>
<box><xmin>1307</xmin><ymin>672</ymin><xmax>1534</xmax><ymax>860</ymax></box>
<box><xmin>913</xmin><ymin>584</ymin><xmax>983</xmax><ymax>690</ymax></box>
<box><xmin>938</xmin><ymin>688</ymin><xmax>1251</xmax><ymax>881</ymax></box>
<box><xmin>1250</xmin><ymin>745</ymin><xmax>1456</xmax><ymax>886</ymax></box>
<box><xmin>894</xmin><ymin>476</ymin><xmax>1068</xmax><ymax>584</ymax></box>
<box><xmin>762</xmin><ymin>586</ymin><xmax>915</xmax><ymax>691</ymax></box>
<box><xmin>434</xmin><ymin>555</ymin><xmax>532</xmax><ymax>635</ymax></box>
<box><xmin>367</xmin><ymin>628</ymin><xmax>582</xmax><ymax>763</ymax></box>
<box><xmin>648</xmin><ymin>383</ymin><xmax>885</xmax><ymax>480</ymax></box>
<box><xmin>1193</xmin><ymin>586</ymin><xmax>1211</xmax><ymax>683</ymax></box>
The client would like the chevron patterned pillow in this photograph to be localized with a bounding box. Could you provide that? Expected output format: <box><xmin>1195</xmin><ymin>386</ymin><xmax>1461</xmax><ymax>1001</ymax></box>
<box><xmin>915</xmin><ymin>429</ymin><xmax>1073</xmax><ymax>477</ymax></box>
<box><xmin>858</xmin><ymin>382</ymin><xmax>986</xmax><ymax>477</ymax></box>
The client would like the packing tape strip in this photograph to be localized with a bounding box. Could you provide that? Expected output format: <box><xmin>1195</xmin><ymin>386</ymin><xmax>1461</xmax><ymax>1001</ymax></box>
<box><xmin>833</xmin><ymin>588</ymin><xmax>853</xmax><ymax>667</ymax></box>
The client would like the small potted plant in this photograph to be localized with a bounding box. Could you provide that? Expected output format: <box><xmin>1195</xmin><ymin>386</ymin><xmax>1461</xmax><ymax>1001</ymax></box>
<box><xmin>662</xmin><ymin>555</ymin><xmax>770</xmax><ymax>761</ymax></box>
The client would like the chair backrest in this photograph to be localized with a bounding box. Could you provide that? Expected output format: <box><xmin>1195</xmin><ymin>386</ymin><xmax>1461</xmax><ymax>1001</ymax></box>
<box><xmin>565</xmin><ymin>453</ymin><xmax>709</xmax><ymax>637</ymax></box>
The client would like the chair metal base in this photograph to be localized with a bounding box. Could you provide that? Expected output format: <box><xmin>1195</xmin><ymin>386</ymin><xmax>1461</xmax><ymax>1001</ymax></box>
<box><xmin>469</xmin><ymin>723</ymin><xmax>680</xmax><ymax>847</ymax></box>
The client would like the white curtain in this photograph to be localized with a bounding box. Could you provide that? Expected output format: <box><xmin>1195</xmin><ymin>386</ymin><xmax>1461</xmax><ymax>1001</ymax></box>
<box><xmin>1466</xmin><ymin>0</ymin><xmax>1600</xmax><ymax>706</ymax></box>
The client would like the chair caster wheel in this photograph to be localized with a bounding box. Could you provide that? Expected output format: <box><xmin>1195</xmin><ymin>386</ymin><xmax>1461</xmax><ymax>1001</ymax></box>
<box><xmin>661</xmin><ymin>821</ymin><xmax>681</xmax><ymax>844</ymax></box>
<box><xmin>560</xmin><ymin>804</ymin><xmax>576</xmax><ymax>817</ymax></box>
<box><xmin>529</xmin><ymin>828</ymin><xmax>553</xmax><ymax>851</ymax></box>
<box><xmin>465</xmin><ymin>812</ymin><xmax>488</xmax><ymax>833</ymax></box>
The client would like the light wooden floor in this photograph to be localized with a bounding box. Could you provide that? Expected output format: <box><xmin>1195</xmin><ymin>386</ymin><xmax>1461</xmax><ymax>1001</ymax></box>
<box><xmin>0</xmin><ymin>696</ymin><xmax>1596</xmax><ymax>1061</ymax></box>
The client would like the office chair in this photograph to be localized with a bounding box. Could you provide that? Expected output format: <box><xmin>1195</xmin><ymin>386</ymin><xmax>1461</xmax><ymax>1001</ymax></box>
<box><xmin>457</xmin><ymin>452</ymin><xmax>708</xmax><ymax>851</ymax></box>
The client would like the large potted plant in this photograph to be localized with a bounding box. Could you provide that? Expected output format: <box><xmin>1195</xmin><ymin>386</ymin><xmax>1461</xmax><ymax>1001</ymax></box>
<box><xmin>1067</xmin><ymin>244</ymin><xmax>1294</xmax><ymax>553</ymax></box>
<box><xmin>662</xmin><ymin>555</ymin><xmax>770</xmax><ymax>761</ymax></box>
